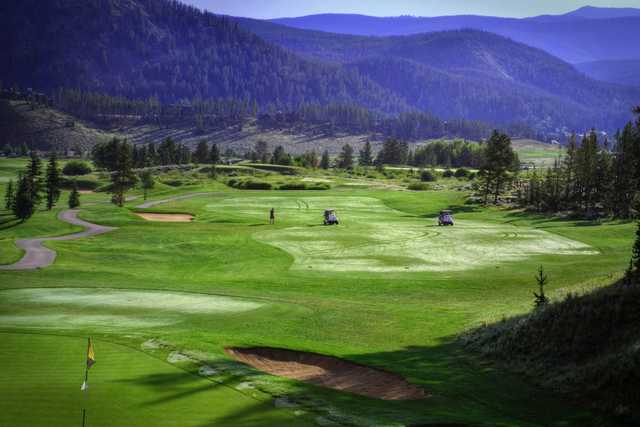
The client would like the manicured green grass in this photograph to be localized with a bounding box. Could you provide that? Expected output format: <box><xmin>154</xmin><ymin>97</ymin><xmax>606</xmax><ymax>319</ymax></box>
<box><xmin>0</xmin><ymin>159</ymin><xmax>635</xmax><ymax>426</ymax></box>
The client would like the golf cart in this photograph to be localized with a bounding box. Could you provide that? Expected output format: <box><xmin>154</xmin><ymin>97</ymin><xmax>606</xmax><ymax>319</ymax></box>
<box><xmin>323</xmin><ymin>209</ymin><xmax>339</xmax><ymax>225</ymax></box>
<box><xmin>438</xmin><ymin>210</ymin><xmax>454</xmax><ymax>226</ymax></box>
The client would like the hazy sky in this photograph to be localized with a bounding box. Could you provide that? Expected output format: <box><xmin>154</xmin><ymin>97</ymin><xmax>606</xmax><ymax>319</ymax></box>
<box><xmin>184</xmin><ymin>0</ymin><xmax>640</xmax><ymax>19</ymax></box>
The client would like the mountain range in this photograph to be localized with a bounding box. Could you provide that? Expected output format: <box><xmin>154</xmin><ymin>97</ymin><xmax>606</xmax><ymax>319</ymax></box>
<box><xmin>1</xmin><ymin>0</ymin><xmax>639</xmax><ymax>140</ymax></box>
<box><xmin>271</xmin><ymin>6</ymin><xmax>640</xmax><ymax>65</ymax></box>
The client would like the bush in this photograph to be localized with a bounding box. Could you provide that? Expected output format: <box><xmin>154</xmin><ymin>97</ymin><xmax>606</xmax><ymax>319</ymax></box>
<box><xmin>442</xmin><ymin>169</ymin><xmax>455</xmax><ymax>178</ymax></box>
<box><xmin>420</xmin><ymin>169</ymin><xmax>437</xmax><ymax>182</ymax></box>
<box><xmin>62</xmin><ymin>161</ymin><xmax>92</xmax><ymax>176</ymax></box>
<box><xmin>454</xmin><ymin>168</ymin><xmax>470</xmax><ymax>178</ymax></box>
<box><xmin>162</xmin><ymin>179</ymin><xmax>184</xmax><ymax>187</ymax></box>
<box><xmin>59</xmin><ymin>176</ymin><xmax>99</xmax><ymax>190</ymax></box>
<box><xmin>278</xmin><ymin>182</ymin><xmax>330</xmax><ymax>190</ymax></box>
<box><xmin>408</xmin><ymin>182</ymin><xmax>432</xmax><ymax>191</ymax></box>
<box><xmin>227</xmin><ymin>178</ymin><xmax>272</xmax><ymax>190</ymax></box>
<box><xmin>467</xmin><ymin>172</ymin><xmax>477</xmax><ymax>180</ymax></box>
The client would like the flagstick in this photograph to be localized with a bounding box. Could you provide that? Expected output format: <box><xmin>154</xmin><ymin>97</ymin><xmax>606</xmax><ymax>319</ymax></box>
<box><xmin>82</xmin><ymin>337</ymin><xmax>90</xmax><ymax>427</ymax></box>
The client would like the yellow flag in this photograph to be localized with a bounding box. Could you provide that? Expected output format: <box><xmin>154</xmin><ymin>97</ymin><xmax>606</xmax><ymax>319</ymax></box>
<box><xmin>87</xmin><ymin>337</ymin><xmax>96</xmax><ymax>369</ymax></box>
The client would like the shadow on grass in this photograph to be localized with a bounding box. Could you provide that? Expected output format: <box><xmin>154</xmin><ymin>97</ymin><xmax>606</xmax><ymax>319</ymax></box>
<box><xmin>0</xmin><ymin>214</ymin><xmax>21</xmax><ymax>231</ymax></box>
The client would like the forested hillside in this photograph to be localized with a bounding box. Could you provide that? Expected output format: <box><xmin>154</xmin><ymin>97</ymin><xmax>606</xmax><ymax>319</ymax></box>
<box><xmin>0</xmin><ymin>0</ymin><xmax>405</xmax><ymax>113</ymax></box>
<box><xmin>238</xmin><ymin>19</ymin><xmax>640</xmax><ymax>132</ymax></box>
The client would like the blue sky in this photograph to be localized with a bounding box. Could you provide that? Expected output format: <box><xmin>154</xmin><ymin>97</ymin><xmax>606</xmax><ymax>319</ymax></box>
<box><xmin>184</xmin><ymin>0</ymin><xmax>640</xmax><ymax>19</ymax></box>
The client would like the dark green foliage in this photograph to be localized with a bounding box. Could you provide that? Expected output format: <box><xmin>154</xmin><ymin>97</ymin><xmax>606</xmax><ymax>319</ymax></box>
<box><xmin>227</xmin><ymin>179</ymin><xmax>272</xmax><ymax>190</ymax></box>
<box><xmin>338</xmin><ymin>144</ymin><xmax>354</xmax><ymax>170</ymax></box>
<box><xmin>59</xmin><ymin>177</ymin><xmax>99</xmax><ymax>191</ymax></box>
<box><xmin>295</xmin><ymin>150</ymin><xmax>318</xmax><ymax>168</ymax></box>
<box><xmin>407</xmin><ymin>182</ymin><xmax>431</xmax><ymax>191</ymax></box>
<box><xmin>194</xmin><ymin>141</ymin><xmax>209</xmax><ymax>164</ymax></box>
<box><xmin>4</xmin><ymin>179</ymin><xmax>15</xmax><ymax>210</ymax></box>
<box><xmin>26</xmin><ymin>150</ymin><xmax>43</xmax><ymax>207</ymax></box>
<box><xmin>478</xmin><ymin>131</ymin><xmax>517</xmax><ymax>204</ymax></box>
<box><xmin>320</xmin><ymin>150</ymin><xmax>330</xmax><ymax>170</ymax></box>
<box><xmin>277</xmin><ymin>182</ymin><xmax>330</xmax><ymax>191</ymax></box>
<box><xmin>271</xmin><ymin>146</ymin><xmax>292</xmax><ymax>165</ymax></box>
<box><xmin>442</xmin><ymin>169</ymin><xmax>454</xmax><ymax>178</ymax></box>
<box><xmin>533</xmin><ymin>266</ymin><xmax>550</xmax><ymax>309</ymax></box>
<box><xmin>12</xmin><ymin>174</ymin><xmax>35</xmax><ymax>220</ymax></box>
<box><xmin>68</xmin><ymin>181</ymin><xmax>80</xmax><ymax>208</ymax></box>
<box><xmin>376</xmin><ymin>138</ymin><xmax>408</xmax><ymax>165</ymax></box>
<box><xmin>210</xmin><ymin>143</ymin><xmax>220</xmax><ymax>164</ymax></box>
<box><xmin>420</xmin><ymin>169</ymin><xmax>437</xmax><ymax>182</ymax></box>
<box><xmin>358</xmin><ymin>141</ymin><xmax>373</xmax><ymax>166</ymax></box>
<box><xmin>463</xmin><ymin>281</ymin><xmax>640</xmax><ymax>423</ymax></box>
<box><xmin>454</xmin><ymin>168</ymin><xmax>470</xmax><ymax>178</ymax></box>
<box><xmin>630</xmin><ymin>221</ymin><xmax>640</xmax><ymax>282</ymax></box>
<box><xmin>19</xmin><ymin>143</ymin><xmax>28</xmax><ymax>157</ymax></box>
<box><xmin>139</xmin><ymin>170</ymin><xmax>154</xmax><ymax>201</ymax></box>
<box><xmin>62</xmin><ymin>160</ymin><xmax>92</xmax><ymax>176</ymax></box>
<box><xmin>45</xmin><ymin>153</ymin><xmax>61</xmax><ymax>210</ymax></box>
<box><xmin>412</xmin><ymin>139</ymin><xmax>485</xmax><ymax>168</ymax></box>
<box><xmin>107</xmin><ymin>139</ymin><xmax>137</xmax><ymax>207</ymax></box>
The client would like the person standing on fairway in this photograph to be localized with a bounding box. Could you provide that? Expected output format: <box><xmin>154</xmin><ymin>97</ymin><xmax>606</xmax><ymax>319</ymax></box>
<box><xmin>270</xmin><ymin>207</ymin><xmax>275</xmax><ymax>225</ymax></box>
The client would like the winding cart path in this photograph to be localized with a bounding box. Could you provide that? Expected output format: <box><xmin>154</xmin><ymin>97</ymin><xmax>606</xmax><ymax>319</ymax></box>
<box><xmin>0</xmin><ymin>210</ymin><xmax>115</xmax><ymax>271</ymax></box>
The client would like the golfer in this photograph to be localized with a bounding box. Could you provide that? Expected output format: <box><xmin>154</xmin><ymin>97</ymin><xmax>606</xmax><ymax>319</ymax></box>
<box><xmin>270</xmin><ymin>208</ymin><xmax>275</xmax><ymax>224</ymax></box>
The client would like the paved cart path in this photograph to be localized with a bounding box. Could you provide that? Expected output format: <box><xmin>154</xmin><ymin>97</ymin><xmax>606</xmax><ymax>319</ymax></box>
<box><xmin>0</xmin><ymin>210</ymin><xmax>116</xmax><ymax>271</ymax></box>
<box><xmin>1</xmin><ymin>192</ymin><xmax>218</xmax><ymax>270</ymax></box>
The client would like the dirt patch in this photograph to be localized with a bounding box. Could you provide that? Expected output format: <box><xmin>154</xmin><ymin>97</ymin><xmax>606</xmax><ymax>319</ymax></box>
<box><xmin>226</xmin><ymin>347</ymin><xmax>427</xmax><ymax>400</ymax></box>
<box><xmin>136</xmin><ymin>213</ymin><xmax>194</xmax><ymax>222</ymax></box>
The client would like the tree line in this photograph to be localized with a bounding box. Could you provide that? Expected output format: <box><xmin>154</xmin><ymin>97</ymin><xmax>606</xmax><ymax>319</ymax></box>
<box><xmin>518</xmin><ymin>114</ymin><xmax>640</xmax><ymax>218</ymax></box>
<box><xmin>4</xmin><ymin>151</ymin><xmax>79</xmax><ymax>221</ymax></box>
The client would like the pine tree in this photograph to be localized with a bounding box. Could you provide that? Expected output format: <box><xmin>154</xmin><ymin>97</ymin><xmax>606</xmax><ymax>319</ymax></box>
<box><xmin>4</xmin><ymin>179</ymin><xmax>15</xmax><ymax>210</ymax></box>
<box><xmin>26</xmin><ymin>150</ymin><xmax>43</xmax><ymax>207</ymax></box>
<box><xmin>45</xmin><ymin>152</ymin><xmax>61</xmax><ymax>210</ymax></box>
<box><xmin>533</xmin><ymin>266</ymin><xmax>550</xmax><ymax>309</ymax></box>
<box><xmin>479</xmin><ymin>131</ymin><xmax>516</xmax><ymax>204</ymax></box>
<box><xmin>576</xmin><ymin>131</ymin><xmax>599</xmax><ymax>215</ymax></box>
<box><xmin>359</xmin><ymin>141</ymin><xmax>373</xmax><ymax>166</ymax></box>
<box><xmin>320</xmin><ymin>150</ymin><xmax>330</xmax><ymax>170</ymax></box>
<box><xmin>13</xmin><ymin>174</ymin><xmax>36</xmax><ymax>221</ymax></box>
<box><xmin>139</xmin><ymin>170</ymin><xmax>155</xmax><ymax>201</ymax></box>
<box><xmin>110</xmin><ymin>140</ymin><xmax>138</xmax><ymax>207</ymax></box>
<box><xmin>338</xmin><ymin>144</ymin><xmax>354</xmax><ymax>170</ymax></box>
<box><xmin>194</xmin><ymin>140</ymin><xmax>209</xmax><ymax>163</ymax></box>
<box><xmin>19</xmin><ymin>143</ymin><xmax>29</xmax><ymax>157</ymax></box>
<box><xmin>68</xmin><ymin>181</ymin><xmax>80</xmax><ymax>208</ymax></box>
<box><xmin>210</xmin><ymin>143</ymin><xmax>220</xmax><ymax>164</ymax></box>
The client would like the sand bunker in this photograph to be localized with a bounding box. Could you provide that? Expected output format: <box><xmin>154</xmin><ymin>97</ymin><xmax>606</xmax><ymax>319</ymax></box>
<box><xmin>226</xmin><ymin>347</ymin><xmax>427</xmax><ymax>400</ymax></box>
<box><xmin>136</xmin><ymin>213</ymin><xmax>194</xmax><ymax>222</ymax></box>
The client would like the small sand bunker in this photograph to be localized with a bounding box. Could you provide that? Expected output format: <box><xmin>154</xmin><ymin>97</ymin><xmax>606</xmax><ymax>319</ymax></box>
<box><xmin>226</xmin><ymin>347</ymin><xmax>427</xmax><ymax>400</ymax></box>
<box><xmin>136</xmin><ymin>213</ymin><xmax>194</xmax><ymax>222</ymax></box>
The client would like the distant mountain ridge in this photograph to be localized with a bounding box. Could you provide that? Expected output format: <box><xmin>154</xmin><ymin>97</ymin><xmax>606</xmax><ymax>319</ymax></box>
<box><xmin>271</xmin><ymin>7</ymin><xmax>640</xmax><ymax>64</ymax></box>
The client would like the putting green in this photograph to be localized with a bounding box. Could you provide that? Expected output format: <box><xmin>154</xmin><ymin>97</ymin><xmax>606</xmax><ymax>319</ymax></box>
<box><xmin>209</xmin><ymin>196</ymin><xmax>597</xmax><ymax>272</ymax></box>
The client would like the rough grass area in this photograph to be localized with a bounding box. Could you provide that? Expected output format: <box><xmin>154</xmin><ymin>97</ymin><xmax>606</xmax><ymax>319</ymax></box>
<box><xmin>512</xmin><ymin>138</ymin><xmax>565</xmax><ymax>167</ymax></box>
<box><xmin>461</xmin><ymin>281</ymin><xmax>640</xmax><ymax>424</ymax></box>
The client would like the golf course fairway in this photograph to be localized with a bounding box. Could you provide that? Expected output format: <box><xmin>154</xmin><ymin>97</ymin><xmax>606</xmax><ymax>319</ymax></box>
<box><xmin>0</xmin><ymin>169</ymin><xmax>635</xmax><ymax>426</ymax></box>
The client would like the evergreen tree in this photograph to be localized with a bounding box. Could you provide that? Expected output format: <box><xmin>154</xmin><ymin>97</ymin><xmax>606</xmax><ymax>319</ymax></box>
<box><xmin>110</xmin><ymin>140</ymin><xmax>138</xmax><ymax>207</ymax></box>
<box><xmin>359</xmin><ymin>141</ymin><xmax>373</xmax><ymax>166</ymax></box>
<box><xmin>254</xmin><ymin>140</ymin><xmax>269</xmax><ymax>163</ymax></box>
<box><xmin>611</xmin><ymin>123</ymin><xmax>638</xmax><ymax>218</ymax></box>
<box><xmin>68</xmin><ymin>181</ymin><xmax>80</xmax><ymax>208</ymax></box>
<box><xmin>210</xmin><ymin>143</ymin><xmax>220</xmax><ymax>164</ymax></box>
<box><xmin>478</xmin><ymin>131</ymin><xmax>516</xmax><ymax>204</ymax></box>
<box><xmin>19</xmin><ymin>143</ymin><xmax>29</xmax><ymax>157</ymax></box>
<box><xmin>13</xmin><ymin>173</ymin><xmax>36</xmax><ymax>220</ymax></box>
<box><xmin>338</xmin><ymin>144</ymin><xmax>354</xmax><ymax>170</ymax></box>
<box><xmin>45</xmin><ymin>152</ymin><xmax>61</xmax><ymax>210</ymax></box>
<box><xmin>320</xmin><ymin>150</ymin><xmax>330</xmax><ymax>170</ymax></box>
<box><xmin>576</xmin><ymin>131</ymin><xmax>599</xmax><ymax>215</ymax></box>
<box><xmin>194</xmin><ymin>140</ymin><xmax>209</xmax><ymax>163</ymax></box>
<box><xmin>139</xmin><ymin>170</ymin><xmax>155</xmax><ymax>201</ymax></box>
<box><xmin>533</xmin><ymin>266</ymin><xmax>550</xmax><ymax>309</ymax></box>
<box><xmin>271</xmin><ymin>146</ymin><xmax>291</xmax><ymax>165</ymax></box>
<box><xmin>26</xmin><ymin>150</ymin><xmax>43</xmax><ymax>207</ymax></box>
<box><xmin>4</xmin><ymin>179</ymin><xmax>15</xmax><ymax>210</ymax></box>
<box><xmin>630</xmin><ymin>221</ymin><xmax>640</xmax><ymax>281</ymax></box>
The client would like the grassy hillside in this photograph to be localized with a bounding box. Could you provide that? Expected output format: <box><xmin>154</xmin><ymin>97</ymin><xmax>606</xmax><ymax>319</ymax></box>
<box><xmin>512</xmin><ymin>138</ymin><xmax>565</xmax><ymax>167</ymax></box>
<box><xmin>462</xmin><ymin>280</ymin><xmax>640</xmax><ymax>424</ymax></box>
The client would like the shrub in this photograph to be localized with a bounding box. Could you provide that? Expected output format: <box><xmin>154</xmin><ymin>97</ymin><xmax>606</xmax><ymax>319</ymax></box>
<box><xmin>62</xmin><ymin>161</ymin><xmax>92</xmax><ymax>176</ymax></box>
<box><xmin>278</xmin><ymin>182</ymin><xmax>307</xmax><ymax>190</ymax></box>
<box><xmin>59</xmin><ymin>176</ymin><xmax>99</xmax><ymax>190</ymax></box>
<box><xmin>467</xmin><ymin>172</ymin><xmax>477</xmax><ymax>180</ymax></box>
<box><xmin>420</xmin><ymin>169</ymin><xmax>437</xmax><ymax>182</ymax></box>
<box><xmin>454</xmin><ymin>168</ymin><xmax>470</xmax><ymax>178</ymax></box>
<box><xmin>162</xmin><ymin>179</ymin><xmax>184</xmax><ymax>187</ymax></box>
<box><xmin>227</xmin><ymin>178</ymin><xmax>272</xmax><ymax>190</ymax></box>
<box><xmin>408</xmin><ymin>182</ymin><xmax>431</xmax><ymax>191</ymax></box>
<box><xmin>443</xmin><ymin>169</ymin><xmax>455</xmax><ymax>178</ymax></box>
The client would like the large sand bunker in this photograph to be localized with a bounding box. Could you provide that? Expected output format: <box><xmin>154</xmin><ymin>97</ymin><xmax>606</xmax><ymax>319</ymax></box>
<box><xmin>136</xmin><ymin>212</ymin><xmax>194</xmax><ymax>222</ymax></box>
<box><xmin>226</xmin><ymin>347</ymin><xmax>427</xmax><ymax>400</ymax></box>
